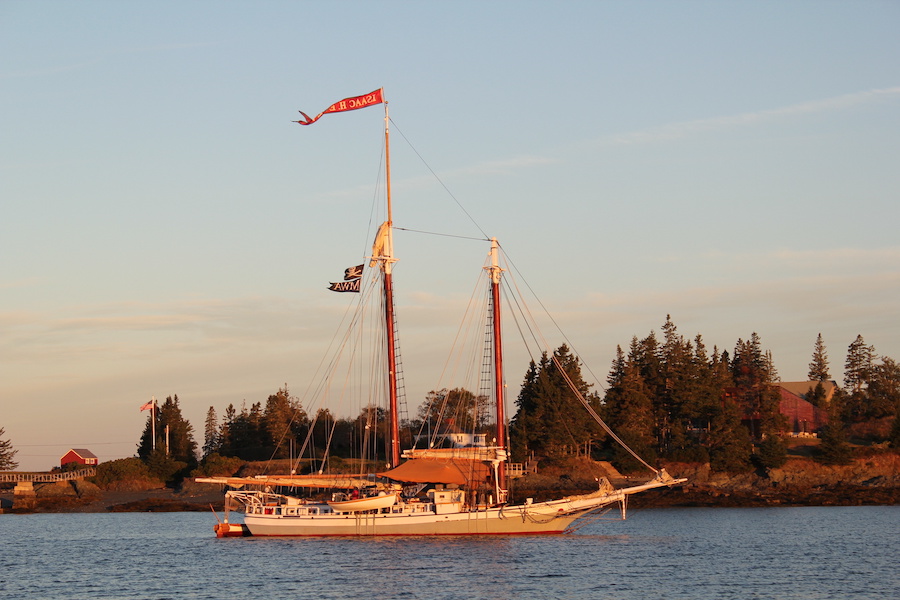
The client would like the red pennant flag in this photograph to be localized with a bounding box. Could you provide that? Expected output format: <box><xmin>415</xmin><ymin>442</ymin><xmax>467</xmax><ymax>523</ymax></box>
<box><xmin>294</xmin><ymin>89</ymin><xmax>384</xmax><ymax>125</ymax></box>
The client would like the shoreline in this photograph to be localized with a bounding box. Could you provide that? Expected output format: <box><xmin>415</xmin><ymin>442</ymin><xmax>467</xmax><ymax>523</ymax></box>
<box><xmin>3</xmin><ymin>483</ymin><xmax>898</xmax><ymax>515</ymax></box>
<box><xmin>0</xmin><ymin>487</ymin><xmax>226</xmax><ymax>514</ymax></box>
<box><xmin>4</xmin><ymin>453</ymin><xmax>898</xmax><ymax>514</ymax></box>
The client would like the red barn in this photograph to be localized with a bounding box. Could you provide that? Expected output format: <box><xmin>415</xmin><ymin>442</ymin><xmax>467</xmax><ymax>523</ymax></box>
<box><xmin>777</xmin><ymin>385</ymin><xmax>830</xmax><ymax>434</ymax></box>
<box><xmin>60</xmin><ymin>448</ymin><xmax>99</xmax><ymax>468</ymax></box>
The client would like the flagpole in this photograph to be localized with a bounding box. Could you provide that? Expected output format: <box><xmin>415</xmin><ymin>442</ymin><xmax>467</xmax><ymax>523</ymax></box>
<box><xmin>384</xmin><ymin>94</ymin><xmax>393</xmax><ymax>228</ymax></box>
<box><xmin>151</xmin><ymin>396</ymin><xmax>156</xmax><ymax>452</ymax></box>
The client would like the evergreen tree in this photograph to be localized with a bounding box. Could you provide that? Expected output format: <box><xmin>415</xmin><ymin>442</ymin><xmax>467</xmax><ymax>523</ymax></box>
<box><xmin>867</xmin><ymin>357</ymin><xmax>900</xmax><ymax>420</ymax></box>
<box><xmin>678</xmin><ymin>336</ymin><xmax>729</xmax><ymax>460</ymax></box>
<box><xmin>656</xmin><ymin>315</ymin><xmax>692</xmax><ymax>456</ymax></box>
<box><xmin>310</xmin><ymin>408</ymin><xmax>355</xmax><ymax>461</ymax></box>
<box><xmin>509</xmin><ymin>360</ymin><xmax>541</xmax><ymax>461</ymax></box>
<box><xmin>165</xmin><ymin>395</ymin><xmax>198</xmax><ymax>464</ymax></box>
<box><xmin>842</xmin><ymin>336</ymin><xmax>877</xmax><ymax>422</ymax></box>
<box><xmin>606</xmin><ymin>345</ymin><xmax>626</xmax><ymax>389</ymax></box>
<box><xmin>754</xmin><ymin>435</ymin><xmax>788</xmax><ymax>469</ymax></box>
<box><xmin>203</xmin><ymin>406</ymin><xmax>219</xmax><ymax>458</ymax></box>
<box><xmin>605</xmin><ymin>364</ymin><xmax>657</xmax><ymax>472</ymax></box>
<box><xmin>889</xmin><ymin>412</ymin><xmax>900</xmax><ymax>449</ymax></box>
<box><xmin>264</xmin><ymin>386</ymin><xmax>307</xmax><ymax>459</ymax></box>
<box><xmin>731</xmin><ymin>334</ymin><xmax>784</xmax><ymax>439</ymax></box>
<box><xmin>806</xmin><ymin>381</ymin><xmax>828</xmax><ymax>408</ymax></box>
<box><xmin>764</xmin><ymin>350</ymin><xmax>780</xmax><ymax>382</ymax></box>
<box><xmin>508</xmin><ymin>345</ymin><xmax>604</xmax><ymax>460</ymax></box>
<box><xmin>224</xmin><ymin>402</ymin><xmax>268</xmax><ymax>460</ymax></box>
<box><xmin>138</xmin><ymin>395</ymin><xmax>197</xmax><ymax>465</ymax></box>
<box><xmin>0</xmin><ymin>427</ymin><xmax>18</xmax><ymax>471</ymax></box>
<box><xmin>844</xmin><ymin>335</ymin><xmax>875</xmax><ymax>393</ymax></box>
<box><xmin>218</xmin><ymin>403</ymin><xmax>237</xmax><ymax>455</ymax></box>
<box><xmin>707</xmin><ymin>401</ymin><xmax>753</xmax><ymax>472</ymax></box>
<box><xmin>807</xmin><ymin>333</ymin><xmax>830</xmax><ymax>381</ymax></box>
<box><xmin>816</xmin><ymin>396</ymin><xmax>852</xmax><ymax>465</ymax></box>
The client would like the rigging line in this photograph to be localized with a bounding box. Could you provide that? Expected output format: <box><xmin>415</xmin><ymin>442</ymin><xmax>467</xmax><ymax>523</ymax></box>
<box><xmin>365</xmin><ymin>132</ymin><xmax>387</xmax><ymax>258</ymax></box>
<box><xmin>303</xmin><ymin>272</ymin><xmax>381</xmax><ymax>472</ymax></box>
<box><xmin>500</xmin><ymin>271</ymin><xmax>541</xmax><ymax>366</ymax></box>
<box><xmin>287</xmin><ymin>273</ymin><xmax>382</xmax><ymax>474</ymax></box>
<box><xmin>388</xmin><ymin>118</ymin><xmax>490</xmax><ymax>240</ymax></box>
<box><xmin>415</xmin><ymin>257</ymin><xmax>491</xmax><ymax>448</ymax></box>
<box><xmin>393</xmin><ymin>226</ymin><xmax>489</xmax><ymax>242</ymax></box>
<box><xmin>499</xmin><ymin>243</ymin><xmax>609</xmax><ymax>393</ymax></box>
<box><xmin>504</xmin><ymin>271</ymin><xmax>607</xmax><ymax>451</ymax></box>
<box><xmin>549</xmin><ymin>352</ymin><xmax>657</xmax><ymax>475</ymax></box>
<box><xmin>499</xmin><ymin>248</ymin><xmax>657</xmax><ymax>475</ymax></box>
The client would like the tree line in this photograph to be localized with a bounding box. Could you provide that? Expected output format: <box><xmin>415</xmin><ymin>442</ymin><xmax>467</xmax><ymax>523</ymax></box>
<box><xmin>190</xmin><ymin>317</ymin><xmax>899</xmax><ymax>475</ymax></box>
<box><xmin>511</xmin><ymin>317</ymin><xmax>900</xmax><ymax>472</ymax></box>
<box><xmin>8</xmin><ymin>316</ymin><xmax>894</xmax><ymax>479</ymax></box>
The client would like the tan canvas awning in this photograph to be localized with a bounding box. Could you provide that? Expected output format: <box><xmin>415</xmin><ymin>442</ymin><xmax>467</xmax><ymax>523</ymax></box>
<box><xmin>377</xmin><ymin>458</ymin><xmax>490</xmax><ymax>486</ymax></box>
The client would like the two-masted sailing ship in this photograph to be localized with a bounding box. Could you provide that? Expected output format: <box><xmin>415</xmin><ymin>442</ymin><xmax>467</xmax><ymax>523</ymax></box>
<box><xmin>197</xmin><ymin>89</ymin><xmax>684</xmax><ymax>537</ymax></box>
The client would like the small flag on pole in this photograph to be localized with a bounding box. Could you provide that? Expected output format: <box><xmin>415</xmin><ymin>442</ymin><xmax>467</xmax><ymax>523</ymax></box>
<box><xmin>344</xmin><ymin>264</ymin><xmax>364</xmax><ymax>281</ymax></box>
<box><xmin>294</xmin><ymin>89</ymin><xmax>384</xmax><ymax>125</ymax></box>
<box><xmin>328</xmin><ymin>279</ymin><xmax>361</xmax><ymax>293</ymax></box>
<box><xmin>329</xmin><ymin>264</ymin><xmax>363</xmax><ymax>292</ymax></box>
<box><xmin>140</xmin><ymin>400</ymin><xmax>154</xmax><ymax>412</ymax></box>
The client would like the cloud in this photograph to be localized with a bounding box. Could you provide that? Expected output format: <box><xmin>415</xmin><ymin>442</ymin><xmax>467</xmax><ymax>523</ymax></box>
<box><xmin>51</xmin><ymin>314</ymin><xmax>202</xmax><ymax>332</ymax></box>
<box><xmin>601</xmin><ymin>86</ymin><xmax>900</xmax><ymax>146</ymax></box>
<box><xmin>0</xmin><ymin>296</ymin><xmax>317</xmax><ymax>361</ymax></box>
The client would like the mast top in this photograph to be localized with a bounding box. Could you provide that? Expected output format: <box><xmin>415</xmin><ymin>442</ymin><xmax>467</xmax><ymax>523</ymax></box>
<box><xmin>486</xmin><ymin>238</ymin><xmax>503</xmax><ymax>285</ymax></box>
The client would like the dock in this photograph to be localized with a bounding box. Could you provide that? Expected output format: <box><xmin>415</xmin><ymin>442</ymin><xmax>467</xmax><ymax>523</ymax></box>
<box><xmin>0</xmin><ymin>469</ymin><xmax>97</xmax><ymax>510</ymax></box>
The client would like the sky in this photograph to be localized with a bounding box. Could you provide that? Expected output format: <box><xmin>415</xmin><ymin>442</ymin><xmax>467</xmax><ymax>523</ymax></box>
<box><xmin>2</xmin><ymin>1</ymin><xmax>899</xmax><ymax>471</ymax></box>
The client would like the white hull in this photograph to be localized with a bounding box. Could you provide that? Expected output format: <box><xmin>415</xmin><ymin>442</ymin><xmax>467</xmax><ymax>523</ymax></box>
<box><xmin>244</xmin><ymin>494</ymin><xmax>621</xmax><ymax>537</ymax></box>
<box><xmin>206</xmin><ymin>471</ymin><xmax>684</xmax><ymax>537</ymax></box>
<box><xmin>225</xmin><ymin>476</ymin><xmax>683</xmax><ymax>537</ymax></box>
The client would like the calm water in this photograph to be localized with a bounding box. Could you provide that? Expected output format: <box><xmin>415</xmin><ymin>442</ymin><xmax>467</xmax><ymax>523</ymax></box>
<box><xmin>1</xmin><ymin>506</ymin><xmax>897</xmax><ymax>599</ymax></box>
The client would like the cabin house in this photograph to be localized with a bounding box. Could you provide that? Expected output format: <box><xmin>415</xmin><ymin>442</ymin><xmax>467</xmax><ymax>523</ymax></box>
<box><xmin>60</xmin><ymin>448</ymin><xmax>99</xmax><ymax>468</ymax></box>
<box><xmin>724</xmin><ymin>381</ymin><xmax>835</xmax><ymax>436</ymax></box>
<box><xmin>776</xmin><ymin>380</ymin><xmax>838</xmax><ymax>405</ymax></box>
<box><xmin>415</xmin><ymin>431</ymin><xmax>487</xmax><ymax>449</ymax></box>
<box><xmin>775</xmin><ymin>382</ymin><xmax>834</xmax><ymax>435</ymax></box>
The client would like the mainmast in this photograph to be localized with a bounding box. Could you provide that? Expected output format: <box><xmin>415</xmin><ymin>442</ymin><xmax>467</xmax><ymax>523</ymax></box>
<box><xmin>292</xmin><ymin>88</ymin><xmax>400</xmax><ymax>467</ymax></box>
<box><xmin>381</xmin><ymin>99</ymin><xmax>401</xmax><ymax>468</ymax></box>
<box><xmin>488</xmin><ymin>238</ymin><xmax>507</xmax><ymax>495</ymax></box>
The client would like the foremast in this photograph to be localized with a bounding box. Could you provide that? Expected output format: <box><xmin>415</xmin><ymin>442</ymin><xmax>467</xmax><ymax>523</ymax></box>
<box><xmin>487</xmin><ymin>238</ymin><xmax>508</xmax><ymax>502</ymax></box>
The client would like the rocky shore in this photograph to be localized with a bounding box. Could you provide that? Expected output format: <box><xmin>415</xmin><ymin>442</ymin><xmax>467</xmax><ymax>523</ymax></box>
<box><xmin>634</xmin><ymin>452</ymin><xmax>900</xmax><ymax>508</ymax></box>
<box><xmin>511</xmin><ymin>453</ymin><xmax>900</xmax><ymax>509</ymax></box>
<box><xmin>0</xmin><ymin>482</ymin><xmax>225</xmax><ymax>514</ymax></box>
<box><xmin>3</xmin><ymin>453</ymin><xmax>898</xmax><ymax>514</ymax></box>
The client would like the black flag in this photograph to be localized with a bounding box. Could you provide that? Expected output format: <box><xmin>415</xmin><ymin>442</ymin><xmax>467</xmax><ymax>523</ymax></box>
<box><xmin>344</xmin><ymin>264</ymin><xmax>364</xmax><ymax>280</ymax></box>
<box><xmin>328</xmin><ymin>279</ymin><xmax>361</xmax><ymax>293</ymax></box>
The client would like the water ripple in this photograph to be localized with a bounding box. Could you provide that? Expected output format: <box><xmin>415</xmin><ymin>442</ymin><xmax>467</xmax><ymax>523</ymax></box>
<box><xmin>0</xmin><ymin>507</ymin><xmax>897</xmax><ymax>599</ymax></box>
